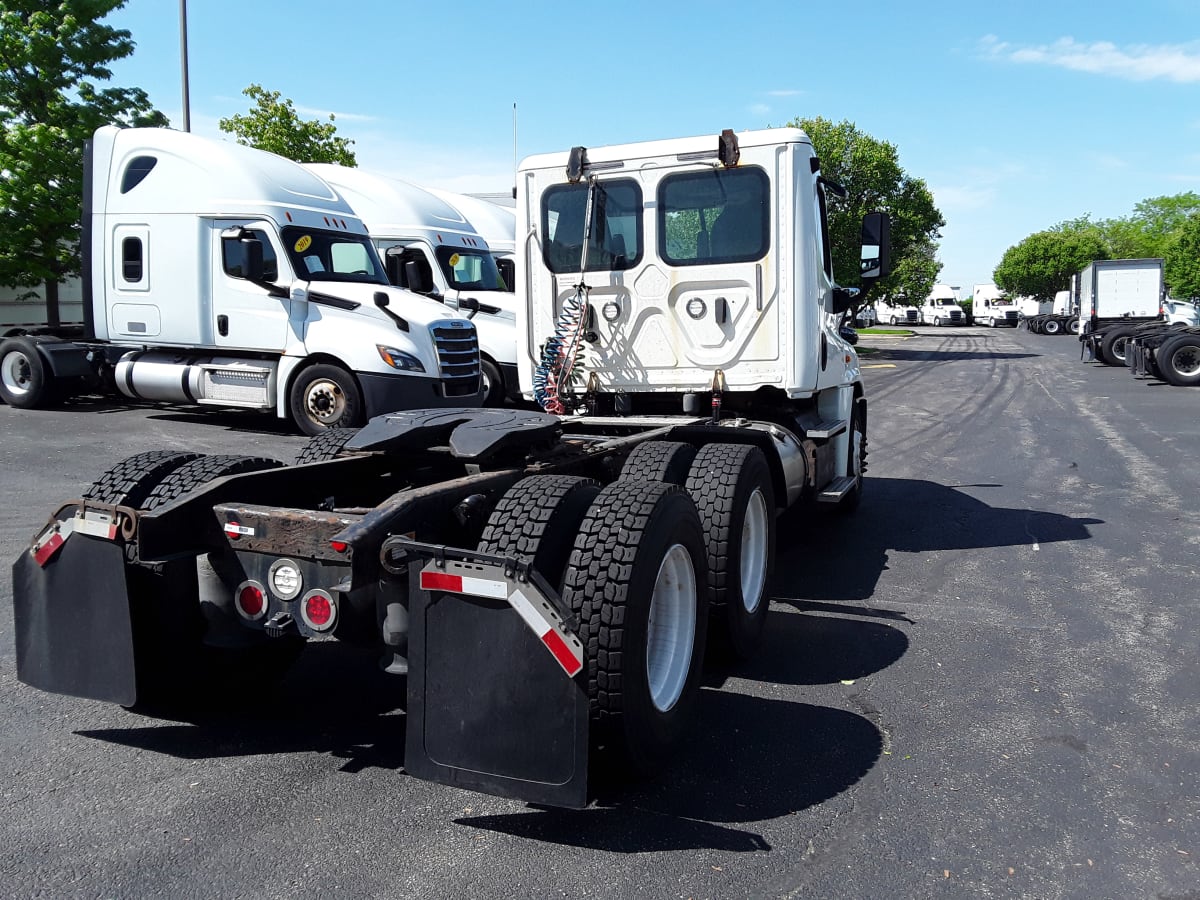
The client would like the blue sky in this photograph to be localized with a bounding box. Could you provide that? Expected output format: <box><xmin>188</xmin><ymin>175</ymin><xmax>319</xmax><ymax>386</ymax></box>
<box><xmin>105</xmin><ymin>0</ymin><xmax>1199</xmax><ymax>294</ymax></box>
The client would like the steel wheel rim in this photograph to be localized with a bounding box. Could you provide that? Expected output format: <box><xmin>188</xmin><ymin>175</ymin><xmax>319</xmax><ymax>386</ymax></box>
<box><xmin>1113</xmin><ymin>337</ymin><xmax>1128</xmax><ymax>361</ymax></box>
<box><xmin>1170</xmin><ymin>344</ymin><xmax>1200</xmax><ymax>377</ymax></box>
<box><xmin>645</xmin><ymin>543</ymin><xmax>697</xmax><ymax>713</ymax></box>
<box><xmin>740</xmin><ymin>488</ymin><xmax>769</xmax><ymax>613</ymax></box>
<box><xmin>1</xmin><ymin>351</ymin><xmax>32</xmax><ymax>397</ymax></box>
<box><xmin>305</xmin><ymin>379</ymin><xmax>346</xmax><ymax>423</ymax></box>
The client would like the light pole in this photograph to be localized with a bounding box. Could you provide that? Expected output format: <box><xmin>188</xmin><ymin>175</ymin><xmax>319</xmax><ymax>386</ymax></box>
<box><xmin>179</xmin><ymin>0</ymin><xmax>191</xmax><ymax>132</ymax></box>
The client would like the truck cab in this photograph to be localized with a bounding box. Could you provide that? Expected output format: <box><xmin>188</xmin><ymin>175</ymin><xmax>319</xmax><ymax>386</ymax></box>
<box><xmin>305</xmin><ymin>165</ymin><xmax>519</xmax><ymax>405</ymax></box>
<box><xmin>920</xmin><ymin>284</ymin><xmax>964</xmax><ymax>325</ymax></box>
<box><xmin>972</xmin><ymin>283</ymin><xmax>1019</xmax><ymax>327</ymax></box>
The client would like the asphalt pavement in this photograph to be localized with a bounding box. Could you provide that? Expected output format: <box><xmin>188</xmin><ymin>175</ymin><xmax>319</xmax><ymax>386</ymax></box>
<box><xmin>1</xmin><ymin>326</ymin><xmax>1197</xmax><ymax>899</ymax></box>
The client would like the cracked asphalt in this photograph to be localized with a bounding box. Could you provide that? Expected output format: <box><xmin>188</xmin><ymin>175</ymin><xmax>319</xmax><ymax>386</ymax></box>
<box><xmin>1</xmin><ymin>325</ymin><xmax>1197</xmax><ymax>898</ymax></box>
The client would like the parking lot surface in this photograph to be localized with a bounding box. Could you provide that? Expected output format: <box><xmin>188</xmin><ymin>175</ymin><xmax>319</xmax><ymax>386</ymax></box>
<box><xmin>2</xmin><ymin>326</ymin><xmax>1197</xmax><ymax>898</ymax></box>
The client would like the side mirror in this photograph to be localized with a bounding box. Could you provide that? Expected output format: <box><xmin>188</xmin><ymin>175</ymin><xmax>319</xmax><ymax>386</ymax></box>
<box><xmin>496</xmin><ymin>258</ymin><xmax>515</xmax><ymax>292</ymax></box>
<box><xmin>860</xmin><ymin>212</ymin><xmax>892</xmax><ymax>282</ymax></box>
<box><xmin>404</xmin><ymin>259</ymin><xmax>434</xmax><ymax>296</ymax></box>
<box><xmin>832</xmin><ymin>286</ymin><xmax>860</xmax><ymax>315</ymax></box>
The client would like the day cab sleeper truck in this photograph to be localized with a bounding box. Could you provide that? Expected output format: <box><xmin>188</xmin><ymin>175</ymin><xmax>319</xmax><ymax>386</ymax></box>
<box><xmin>13</xmin><ymin>127</ymin><xmax>891</xmax><ymax>808</ymax></box>
<box><xmin>0</xmin><ymin>127</ymin><xmax>483</xmax><ymax>434</ymax></box>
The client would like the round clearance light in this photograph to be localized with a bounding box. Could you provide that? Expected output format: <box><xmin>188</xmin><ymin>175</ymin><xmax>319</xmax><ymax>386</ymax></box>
<box><xmin>686</xmin><ymin>297</ymin><xmax>706</xmax><ymax>319</ymax></box>
<box><xmin>234</xmin><ymin>580</ymin><xmax>267</xmax><ymax>621</ymax></box>
<box><xmin>268</xmin><ymin>559</ymin><xmax>303</xmax><ymax>600</ymax></box>
<box><xmin>300</xmin><ymin>589</ymin><xmax>337</xmax><ymax>632</ymax></box>
<box><xmin>602</xmin><ymin>301</ymin><xmax>621</xmax><ymax>322</ymax></box>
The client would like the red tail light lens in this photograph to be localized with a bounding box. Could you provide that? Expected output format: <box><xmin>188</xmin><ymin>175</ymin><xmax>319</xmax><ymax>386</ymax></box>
<box><xmin>300</xmin><ymin>589</ymin><xmax>337</xmax><ymax>632</ymax></box>
<box><xmin>235</xmin><ymin>581</ymin><xmax>267</xmax><ymax>620</ymax></box>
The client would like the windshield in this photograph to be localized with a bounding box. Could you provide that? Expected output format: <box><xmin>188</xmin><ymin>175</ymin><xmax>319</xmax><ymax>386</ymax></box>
<box><xmin>281</xmin><ymin>227</ymin><xmax>388</xmax><ymax>285</ymax></box>
<box><xmin>934</xmin><ymin>298</ymin><xmax>957</xmax><ymax>306</ymax></box>
<box><xmin>434</xmin><ymin>246</ymin><xmax>507</xmax><ymax>292</ymax></box>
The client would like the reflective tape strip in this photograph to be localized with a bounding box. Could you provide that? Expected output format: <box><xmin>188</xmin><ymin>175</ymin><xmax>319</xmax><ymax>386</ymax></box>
<box><xmin>510</xmin><ymin>588</ymin><xmax>583</xmax><ymax>677</ymax></box>
<box><xmin>33</xmin><ymin>530</ymin><xmax>67</xmax><ymax>567</ymax></box>
<box><xmin>224</xmin><ymin>522</ymin><xmax>255</xmax><ymax>538</ymax></box>
<box><xmin>73</xmin><ymin>515</ymin><xmax>118</xmax><ymax>540</ymax></box>
<box><xmin>420</xmin><ymin>563</ymin><xmax>584</xmax><ymax>678</ymax></box>
<box><xmin>420</xmin><ymin>570</ymin><xmax>507</xmax><ymax>599</ymax></box>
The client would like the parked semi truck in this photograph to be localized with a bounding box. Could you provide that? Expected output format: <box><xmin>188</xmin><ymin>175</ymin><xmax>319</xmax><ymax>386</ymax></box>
<box><xmin>304</xmin><ymin>165</ymin><xmax>519</xmax><ymax>405</ymax></box>
<box><xmin>1078</xmin><ymin>258</ymin><xmax>1165</xmax><ymax>365</ymax></box>
<box><xmin>972</xmin><ymin>283</ymin><xmax>1019</xmax><ymax>327</ymax></box>
<box><xmin>13</xmin><ymin>127</ymin><xmax>890</xmax><ymax>808</ymax></box>
<box><xmin>919</xmin><ymin>283</ymin><xmax>964</xmax><ymax>326</ymax></box>
<box><xmin>877</xmin><ymin>299</ymin><xmax>920</xmax><ymax>325</ymax></box>
<box><xmin>0</xmin><ymin>127</ymin><xmax>483</xmax><ymax>433</ymax></box>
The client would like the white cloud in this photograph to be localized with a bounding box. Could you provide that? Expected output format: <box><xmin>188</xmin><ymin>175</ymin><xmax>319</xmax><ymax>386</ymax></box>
<box><xmin>980</xmin><ymin>34</ymin><xmax>1200</xmax><ymax>83</ymax></box>
<box><xmin>931</xmin><ymin>184</ymin><xmax>996</xmax><ymax>212</ymax></box>
<box><xmin>294</xmin><ymin>105</ymin><xmax>378</xmax><ymax>123</ymax></box>
<box><xmin>766</xmin><ymin>89</ymin><xmax>805</xmax><ymax>97</ymax></box>
<box><xmin>748</xmin><ymin>103</ymin><xmax>771</xmax><ymax>117</ymax></box>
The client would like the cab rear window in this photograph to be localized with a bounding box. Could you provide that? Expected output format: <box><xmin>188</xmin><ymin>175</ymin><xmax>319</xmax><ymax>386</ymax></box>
<box><xmin>542</xmin><ymin>179</ymin><xmax>642</xmax><ymax>273</ymax></box>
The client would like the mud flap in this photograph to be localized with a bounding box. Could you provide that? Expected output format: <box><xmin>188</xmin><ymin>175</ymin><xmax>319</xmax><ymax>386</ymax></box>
<box><xmin>12</xmin><ymin>534</ymin><xmax>137</xmax><ymax>706</ymax></box>
<box><xmin>404</xmin><ymin>569</ymin><xmax>590</xmax><ymax>808</ymax></box>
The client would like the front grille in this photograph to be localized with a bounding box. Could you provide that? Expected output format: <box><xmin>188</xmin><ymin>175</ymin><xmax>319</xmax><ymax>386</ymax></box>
<box><xmin>1004</xmin><ymin>311</ymin><xmax>1019</xmax><ymax>322</ymax></box>
<box><xmin>431</xmin><ymin>322</ymin><xmax>481</xmax><ymax>389</ymax></box>
<box><xmin>905</xmin><ymin>310</ymin><xmax>919</xmax><ymax>322</ymax></box>
<box><xmin>949</xmin><ymin>310</ymin><xmax>962</xmax><ymax>321</ymax></box>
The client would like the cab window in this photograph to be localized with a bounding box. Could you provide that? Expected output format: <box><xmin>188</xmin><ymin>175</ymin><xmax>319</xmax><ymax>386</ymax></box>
<box><xmin>542</xmin><ymin>179</ymin><xmax>642</xmax><ymax>273</ymax></box>
<box><xmin>659</xmin><ymin>167</ymin><xmax>769</xmax><ymax>265</ymax></box>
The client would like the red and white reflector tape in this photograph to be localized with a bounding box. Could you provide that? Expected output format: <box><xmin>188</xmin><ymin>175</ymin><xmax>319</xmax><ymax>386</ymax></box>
<box><xmin>419</xmin><ymin>564</ymin><xmax>584</xmax><ymax>678</ymax></box>
<box><xmin>32</xmin><ymin>520</ymin><xmax>72</xmax><ymax>567</ymax></box>
<box><xmin>31</xmin><ymin>507</ymin><xmax>121</xmax><ymax>568</ymax></box>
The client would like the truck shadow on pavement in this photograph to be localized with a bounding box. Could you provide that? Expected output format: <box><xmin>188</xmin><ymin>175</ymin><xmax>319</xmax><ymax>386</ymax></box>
<box><xmin>862</xmin><ymin>347</ymin><xmax>1040</xmax><ymax>362</ymax></box>
<box><xmin>772</xmin><ymin>476</ymin><xmax>1102</xmax><ymax>604</ymax></box>
<box><xmin>49</xmin><ymin>393</ymin><xmax>302</xmax><ymax>437</ymax></box>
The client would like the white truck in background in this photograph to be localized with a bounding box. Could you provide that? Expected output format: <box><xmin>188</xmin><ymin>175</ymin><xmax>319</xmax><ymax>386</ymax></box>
<box><xmin>428</xmin><ymin>189</ymin><xmax>517</xmax><ymax>287</ymax></box>
<box><xmin>877</xmin><ymin>299</ymin><xmax>920</xmax><ymax>325</ymax></box>
<box><xmin>0</xmin><ymin>127</ymin><xmax>483</xmax><ymax>433</ymax></box>
<box><xmin>305</xmin><ymin>165</ymin><xmax>519</xmax><ymax>404</ymax></box>
<box><xmin>1079</xmin><ymin>258</ymin><xmax>1166</xmax><ymax>365</ymax></box>
<box><xmin>920</xmin><ymin>283</ymin><xmax>964</xmax><ymax>325</ymax></box>
<box><xmin>972</xmin><ymin>283</ymin><xmax>1019</xmax><ymax>327</ymax></box>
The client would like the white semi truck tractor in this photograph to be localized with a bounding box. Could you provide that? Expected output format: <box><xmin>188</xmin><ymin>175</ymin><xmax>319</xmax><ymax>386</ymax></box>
<box><xmin>0</xmin><ymin>127</ymin><xmax>483</xmax><ymax>433</ymax></box>
<box><xmin>13</xmin><ymin>127</ymin><xmax>890</xmax><ymax>808</ymax></box>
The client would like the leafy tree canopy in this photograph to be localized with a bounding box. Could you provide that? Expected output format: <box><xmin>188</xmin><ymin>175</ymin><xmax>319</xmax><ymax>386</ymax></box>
<box><xmin>1165</xmin><ymin>213</ymin><xmax>1200</xmax><ymax>301</ymax></box>
<box><xmin>219</xmin><ymin>85</ymin><xmax>357</xmax><ymax>166</ymax></box>
<box><xmin>0</xmin><ymin>0</ymin><xmax>167</xmax><ymax>322</ymax></box>
<box><xmin>786</xmin><ymin>117</ymin><xmax>946</xmax><ymax>308</ymax></box>
<box><xmin>993</xmin><ymin>229</ymin><xmax>1110</xmax><ymax>301</ymax></box>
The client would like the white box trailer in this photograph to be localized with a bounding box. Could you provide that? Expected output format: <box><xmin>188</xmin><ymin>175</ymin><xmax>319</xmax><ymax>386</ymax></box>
<box><xmin>1079</xmin><ymin>258</ymin><xmax>1165</xmax><ymax>365</ymax></box>
<box><xmin>305</xmin><ymin>165</ymin><xmax>519</xmax><ymax>404</ymax></box>
<box><xmin>0</xmin><ymin>127</ymin><xmax>483</xmax><ymax>432</ymax></box>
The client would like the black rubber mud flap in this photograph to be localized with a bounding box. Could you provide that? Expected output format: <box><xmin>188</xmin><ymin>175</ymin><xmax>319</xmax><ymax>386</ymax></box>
<box><xmin>12</xmin><ymin>534</ymin><xmax>136</xmax><ymax>706</ymax></box>
<box><xmin>404</xmin><ymin>570</ymin><xmax>590</xmax><ymax>808</ymax></box>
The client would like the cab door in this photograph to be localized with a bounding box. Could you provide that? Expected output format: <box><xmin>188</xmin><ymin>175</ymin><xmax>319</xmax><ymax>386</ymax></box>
<box><xmin>209</xmin><ymin>220</ymin><xmax>291</xmax><ymax>350</ymax></box>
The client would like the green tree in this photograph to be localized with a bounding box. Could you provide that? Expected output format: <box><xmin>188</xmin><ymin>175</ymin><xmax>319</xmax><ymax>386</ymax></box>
<box><xmin>1165</xmin><ymin>213</ymin><xmax>1200</xmax><ymax>301</ymax></box>
<box><xmin>786</xmin><ymin>117</ymin><xmax>946</xmax><ymax>308</ymax></box>
<box><xmin>993</xmin><ymin>230</ymin><xmax>1109</xmax><ymax>301</ymax></box>
<box><xmin>0</xmin><ymin>0</ymin><xmax>167</xmax><ymax>325</ymax></box>
<box><xmin>219</xmin><ymin>85</ymin><xmax>357</xmax><ymax>166</ymax></box>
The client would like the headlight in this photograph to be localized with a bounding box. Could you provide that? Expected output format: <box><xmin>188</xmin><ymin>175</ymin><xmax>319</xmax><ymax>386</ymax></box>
<box><xmin>377</xmin><ymin>345</ymin><xmax>425</xmax><ymax>372</ymax></box>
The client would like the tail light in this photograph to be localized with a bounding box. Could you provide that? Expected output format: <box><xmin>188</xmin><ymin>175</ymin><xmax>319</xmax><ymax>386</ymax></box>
<box><xmin>235</xmin><ymin>580</ymin><xmax>267</xmax><ymax>620</ymax></box>
<box><xmin>300</xmin><ymin>589</ymin><xmax>337</xmax><ymax>632</ymax></box>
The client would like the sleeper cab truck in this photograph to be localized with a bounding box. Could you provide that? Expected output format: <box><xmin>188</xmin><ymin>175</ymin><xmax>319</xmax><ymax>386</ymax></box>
<box><xmin>877</xmin><ymin>300</ymin><xmax>920</xmax><ymax>326</ymax></box>
<box><xmin>305</xmin><ymin>165</ymin><xmax>520</xmax><ymax>406</ymax></box>
<box><xmin>972</xmin><ymin>283</ymin><xmax>1020</xmax><ymax>328</ymax></box>
<box><xmin>0</xmin><ymin>126</ymin><xmax>483</xmax><ymax>433</ymax></box>
<box><xmin>13</xmin><ymin>127</ymin><xmax>890</xmax><ymax>809</ymax></box>
<box><xmin>426</xmin><ymin>187</ymin><xmax>518</xmax><ymax>288</ymax></box>
<box><xmin>920</xmin><ymin>284</ymin><xmax>964</xmax><ymax>326</ymax></box>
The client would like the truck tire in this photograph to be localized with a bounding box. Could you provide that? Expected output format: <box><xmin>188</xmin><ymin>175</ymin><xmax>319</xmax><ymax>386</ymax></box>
<box><xmin>685</xmin><ymin>443</ymin><xmax>775</xmax><ymax>660</ymax></box>
<box><xmin>933</xmin><ymin>317</ymin><xmax>942</xmax><ymax>327</ymax></box>
<box><xmin>1158</xmin><ymin>335</ymin><xmax>1200</xmax><ymax>386</ymax></box>
<box><xmin>294</xmin><ymin>427</ymin><xmax>362</xmax><ymax>464</ymax></box>
<box><xmin>889</xmin><ymin>316</ymin><xmax>899</xmax><ymax>325</ymax></box>
<box><xmin>478</xmin><ymin>475</ymin><xmax>602</xmax><ymax>586</ymax></box>
<box><xmin>122</xmin><ymin>453</ymin><xmax>299</xmax><ymax>710</ymax></box>
<box><xmin>1067</xmin><ymin>317</ymin><xmax>1081</xmax><ymax>335</ymax></box>
<box><xmin>82</xmin><ymin>450</ymin><xmax>203</xmax><ymax>508</ymax></box>
<box><xmin>140</xmin><ymin>454</ymin><xmax>285</xmax><ymax>510</ymax></box>
<box><xmin>0</xmin><ymin>336</ymin><xmax>55</xmax><ymax>408</ymax></box>
<box><xmin>561</xmin><ymin>479</ymin><xmax>708</xmax><ymax>775</ymax></box>
<box><xmin>288</xmin><ymin>363</ymin><xmax>364</xmax><ymax>436</ymax></box>
<box><xmin>1098</xmin><ymin>327</ymin><xmax>1134</xmax><ymax>366</ymax></box>
<box><xmin>1042</xmin><ymin>318</ymin><xmax>1062</xmax><ymax>335</ymax></box>
<box><xmin>839</xmin><ymin>399</ymin><xmax>868</xmax><ymax>514</ymax></box>
<box><xmin>481</xmin><ymin>358</ymin><xmax>505</xmax><ymax>407</ymax></box>
<box><xmin>621</xmin><ymin>441</ymin><xmax>698</xmax><ymax>485</ymax></box>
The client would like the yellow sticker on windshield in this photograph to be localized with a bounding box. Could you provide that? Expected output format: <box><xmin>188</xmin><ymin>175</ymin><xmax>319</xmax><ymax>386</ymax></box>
<box><xmin>294</xmin><ymin>234</ymin><xmax>312</xmax><ymax>253</ymax></box>
<box><xmin>448</xmin><ymin>253</ymin><xmax>461</xmax><ymax>267</ymax></box>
